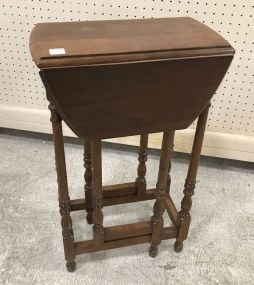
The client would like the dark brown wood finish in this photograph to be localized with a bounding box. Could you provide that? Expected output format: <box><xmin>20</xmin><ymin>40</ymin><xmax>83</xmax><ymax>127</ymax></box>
<box><xmin>84</xmin><ymin>141</ymin><xmax>93</xmax><ymax>224</ymax></box>
<box><xmin>29</xmin><ymin>17</ymin><xmax>234</xmax><ymax>271</ymax></box>
<box><xmin>31</xmin><ymin>17</ymin><xmax>234</xmax><ymax>140</ymax></box>
<box><xmin>102</xmin><ymin>182</ymin><xmax>136</xmax><ymax>198</ymax></box>
<box><xmin>174</xmin><ymin>103</ymin><xmax>210</xmax><ymax>253</ymax></box>
<box><xmin>149</xmin><ymin>131</ymin><xmax>174</xmax><ymax>257</ymax></box>
<box><xmin>70</xmin><ymin>188</ymin><xmax>156</xmax><ymax>211</ymax></box>
<box><xmin>136</xmin><ymin>134</ymin><xmax>148</xmax><ymax>196</ymax></box>
<box><xmin>75</xmin><ymin>226</ymin><xmax>177</xmax><ymax>255</ymax></box>
<box><xmin>165</xmin><ymin>195</ymin><xmax>178</xmax><ymax>227</ymax></box>
<box><xmin>49</xmin><ymin>103</ymin><xmax>76</xmax><ymax>272</ymax></box>
<box><xmin>30</xmin><ymin>17</ymin><xmax>233</xmax><ymax>68</ymax></box>
<box><xmin>41</xmin><ymin>56</ymin><xmax>233</xmax><ymax>140</ymax></box>
<box><xmin>166</xmin><ymin>131</ymin><xmax>175</xmax><ymax>193</ymax></box>
<box><xmin>91</xmin><ymin>140</ymin><xmax>104</xmax><ymax>246</ymax></box>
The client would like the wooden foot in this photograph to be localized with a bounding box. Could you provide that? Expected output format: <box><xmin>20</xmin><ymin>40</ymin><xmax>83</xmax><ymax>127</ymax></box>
<box><xmin>149</xmin><ymin>246</ymin><xmax>158</xmax><ymax>257</ymax></box>
<box><xmin>176</xmin><ymin>104</ymin><xmax>210</xmax><ymax>248</ymax></box>
<box><xmin>174</xmin><ymin>240</ymin><xmax>183</xmax><ymax>253</ymax></box>
<box><xmin>84</xmin><ymin>141</ymin><xmax>93</xmax><ymax>224</ymax></box>
<box><xmin>66</xmin><ymin>260</ymin><xmax>76</xmax><ymax>272</ymax></box>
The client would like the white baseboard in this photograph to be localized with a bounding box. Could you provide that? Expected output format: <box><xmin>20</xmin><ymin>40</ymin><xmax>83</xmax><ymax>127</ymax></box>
<box><xmin>1</xmin><ymin>105</ymin><xmax>254</xmax><ymax>162</ymax></box>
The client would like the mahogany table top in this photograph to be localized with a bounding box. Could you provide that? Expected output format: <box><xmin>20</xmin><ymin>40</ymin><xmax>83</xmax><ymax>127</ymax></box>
<box><xmin>30</xmin><ymin>17</ymin><xmax>234</xmax><ymax>139</ymax></box>
<box><xmin>30</xmin><ymin>17</ymin><xmax>233</xmax><ymax>68</ymax></box>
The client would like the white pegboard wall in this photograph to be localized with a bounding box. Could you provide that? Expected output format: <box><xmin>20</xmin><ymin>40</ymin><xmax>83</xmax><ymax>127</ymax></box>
<box><xmin>0</xmin><ymin>1</ymin><xmax>253</xmax><ymax>160</ymax></box>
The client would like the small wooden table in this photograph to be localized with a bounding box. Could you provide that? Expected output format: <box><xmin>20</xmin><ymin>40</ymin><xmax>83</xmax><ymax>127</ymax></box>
<box><xmin>29</xmin><ymin>17</ymin><xmax>234</xmax><ymax>272</ymax></box>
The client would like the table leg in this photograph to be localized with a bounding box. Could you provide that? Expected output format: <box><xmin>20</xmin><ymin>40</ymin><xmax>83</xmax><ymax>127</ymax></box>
<box><xmin>92</xmin><ymin>140</ymin><xmax>104</xmax><ymax>246</ymax></box>
<box><xmin>166</xmin><ymin>131</ymin><xmax>175</xmax><ymax>193</ymax></box>
<box><xmin>84</xmin><ymin>141</ymin><xmax>93</xmax><ymax>224</ymax></box>
<box><xmin>174</xmin><ymin>103</ymin><xmax>210</xmax><ymax>253</ymax></box>
<box><xmin>136</xmin><ymin>134</ymin><xmax>148</xmax><ymax>196</ymax></box>
<box><xmin>49</xmin><ymin>103</ymin><xmax>76</xmax><ymax>272</ymax></box>
<box><xmin>149</xmin><ymin>131</ymin><xmax>172</xmax><ymax>257</ymax></box>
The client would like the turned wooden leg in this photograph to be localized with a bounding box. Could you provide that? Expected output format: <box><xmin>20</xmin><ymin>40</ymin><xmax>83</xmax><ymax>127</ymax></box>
<box><xmin>149</xmin><ymin>131</ymin><xmax>173</xmax><ymax>257</ymax></box>
<box><xmin>84</xmin><ymin>141</ymin><xmax>93</xmax><ymax>224</ymax></box>
<box><xmin>92</xmin><ymin>140</ymin><xmax>104</xmax><ymax>246</ymax></box>
<box><xmin>166</xmin><ymin>131</ymin><xmax>175</xmax><ymax>193</ymax></box>
<box><xmin>49</xmin><ymin>103</ymin><xmax>76</xmax><ymax>272</ymax></box>
<box><xmin>136</xmin><ymin>134</ymin><xmax>148</xmax><ymax>196</ymax></box>
<box><xmin>174</xmin><ymin>104</ymin><xmax>210</xmax><ymax>253</ymax></box>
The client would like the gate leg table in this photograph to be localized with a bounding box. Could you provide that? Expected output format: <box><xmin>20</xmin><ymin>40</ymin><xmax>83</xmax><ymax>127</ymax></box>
<box><xmin>29</xmin><ymin>17</ymin><xmax>234</xmax><ymax>272</ymax></box>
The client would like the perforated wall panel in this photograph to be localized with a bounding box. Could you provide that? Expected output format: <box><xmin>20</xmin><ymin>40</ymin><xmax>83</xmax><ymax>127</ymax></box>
<box><xmin>0</xmin><ymin>1</ymin><xmax>253</xmax><ymax>160</ymax></box>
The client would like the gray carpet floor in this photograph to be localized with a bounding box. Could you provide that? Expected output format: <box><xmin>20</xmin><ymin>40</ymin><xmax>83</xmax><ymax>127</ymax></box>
<box><xmin>0</xmin><ymin>130</ymin><xmax>254</xmax><ymax>285</ymax></box>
